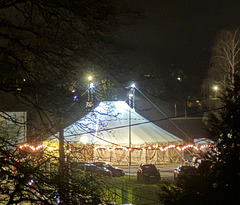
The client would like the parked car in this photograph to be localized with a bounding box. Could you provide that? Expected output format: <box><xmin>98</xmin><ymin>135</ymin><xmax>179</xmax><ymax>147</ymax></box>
<box><xmin>71</xmin><ymin>162</ymin><xmax>112</xmax><ymax>177</ymax></box>
<box><xmin>137</xmin><ymin>164</ymin><xmax>161</xmax><ymax>182</ymax></box>
<box><xmin>91</xmin><ymin>162</ymin><xmax>125</xmax><ymax>177</ymax></box>
<box><xmin>174</xmin><ymin>165</ymin><xmax>198</xmax><ymax>186</ymax></box>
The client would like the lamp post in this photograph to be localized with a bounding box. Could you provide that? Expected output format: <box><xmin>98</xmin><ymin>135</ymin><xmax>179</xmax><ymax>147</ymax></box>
<box><xmin>129</xmin><ymin>83</ymin><xmax>136</xmax><ymax>110</ymax></box>
<box><xmin>86</xmin><ymin>76</ymin><xmax>95</xmax><ymax>110</ymax></box>
<box><xmin>128</xmin><ymin>83</ymin><xmax>135</xmax><ymax>168</ymax></box>
<box><xmin>128</xmin><ymin>93</ymin><xmax>132</xmax><ymax>167</ymax></box>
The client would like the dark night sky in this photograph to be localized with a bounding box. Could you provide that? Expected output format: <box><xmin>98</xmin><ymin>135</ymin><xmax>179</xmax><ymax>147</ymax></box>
<box><xmin>114</xmin><ymin>0</ymin><xmax>240</xmax><ymax>139</ymax></box>
<box><xmin>118</xmin><ymin>0</ymin><xmax>240</xmax><ymax>84</ymax></box>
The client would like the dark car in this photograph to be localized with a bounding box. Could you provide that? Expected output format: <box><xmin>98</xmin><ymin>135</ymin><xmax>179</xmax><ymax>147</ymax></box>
<box><xmin>91</xmin><ymin>162</ymin><xmax>125</xmax><ymax>177</ymax></box>
<box><xmin>174</xmin><ymin>165</ymin><xmax>198</xmax><ymax>186</ymax></box>
<box><xmin>137</xmin><ymin>164</ymin><xmax>161</xmax><ymax>182</ymax></box>
<box><xmin>71</xmin><ymin>162</ymin><xmax>112</xmax><ymax>177</ymax></box>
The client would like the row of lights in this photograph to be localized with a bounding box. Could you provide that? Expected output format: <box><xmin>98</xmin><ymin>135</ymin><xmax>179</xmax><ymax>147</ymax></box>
<box><xmin>94</xmin><ymin>144</ymin><xmax>206</xmax><ymax>151</ymax></box>
<box><xmin>19</xmin><ymin>144</ymin><xmax>57</xmax><ymax>151</ymax></box>
<box><xmin>18</xmin><ymin>143</ymin><xmax>211</xmax><ymax>152</ymax></box>
<box><xmin>19</xmin><ymin>78</ymin><xmax>215</xmax><ymax>154</ymax></box>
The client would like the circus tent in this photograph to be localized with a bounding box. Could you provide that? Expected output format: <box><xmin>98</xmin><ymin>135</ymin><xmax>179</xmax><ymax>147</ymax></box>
<box><xmin>47</xmin><ymin>101</ymin><xmax>184</xmax><ymax>164</ymax></box>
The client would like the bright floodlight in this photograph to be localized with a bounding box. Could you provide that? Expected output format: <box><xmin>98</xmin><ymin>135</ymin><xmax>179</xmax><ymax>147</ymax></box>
<box><xmin>88</xmin><ymin>76</ymin><xmax>93</xmax><ymax>81</ymax></box>
<box><xmin>213</xmin><ymin>85</ymin><xmax>218</xmax><ymax>91</ymax></box>
<box><xmin>128</xmin><ymin>93</ymin><xmax>134</xmax><ymax>98</ymax></box>
<box><xmin>89</xmin><ymin>82</ymin><xmax>94</xmax><ymax>89</ymax></box>
<box><xmin>130</xmin><ymin>83</ymin><xmax>136</xmax><ymax>88</ymax></box>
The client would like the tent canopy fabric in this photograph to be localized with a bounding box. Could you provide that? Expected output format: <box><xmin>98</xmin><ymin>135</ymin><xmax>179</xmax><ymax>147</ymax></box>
<box><xmin>61</xmin><ymin>101</ymin><xmax>183</xmax><ymax>146</ymax></box>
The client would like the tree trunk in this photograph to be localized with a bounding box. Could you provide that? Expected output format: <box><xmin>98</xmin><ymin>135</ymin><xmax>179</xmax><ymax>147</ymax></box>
<box><xmin>58</xmin><ymin>117</ymin><xmax>69</xmax><ymax>204</ymax></box>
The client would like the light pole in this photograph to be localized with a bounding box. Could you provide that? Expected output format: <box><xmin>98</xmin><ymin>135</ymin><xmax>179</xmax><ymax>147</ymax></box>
<box><xmin>129</xmin><ymin>83</ymin><xmax>136</xmax><ymax>110</ymax></box>
<box><xmin>128</xmin><ymin>83</ymin><xmax>135</xmax><ymax>168</ymax></box>
<box><xmin>128</xmin><ymin>93</ymin><xmax>132</xmax><ymax>167</ymax></box>
<box><xmin>86</xmin><ymin>76</ymin><xmax>95</xmax><ymax>111</ymax></box>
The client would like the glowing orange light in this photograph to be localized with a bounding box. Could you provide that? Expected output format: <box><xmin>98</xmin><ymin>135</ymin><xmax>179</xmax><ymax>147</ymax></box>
<box><xmin>19</xmin><ymin>143</ymin><xmax>212</xmax><ymax>154</ymax></box>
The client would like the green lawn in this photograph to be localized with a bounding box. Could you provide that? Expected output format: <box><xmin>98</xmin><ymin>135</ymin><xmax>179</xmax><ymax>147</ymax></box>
<box><xmin>103</xmin><ymin>176</ymin><xmax>166</xmax><ymax>205</ymax></box>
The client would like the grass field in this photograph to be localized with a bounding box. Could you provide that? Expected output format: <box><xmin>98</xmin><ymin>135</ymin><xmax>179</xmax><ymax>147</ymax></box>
<box><xmin>103</xmin><ymin>176</ymin><xmax>167</xmax><ymax>205</ymax></box>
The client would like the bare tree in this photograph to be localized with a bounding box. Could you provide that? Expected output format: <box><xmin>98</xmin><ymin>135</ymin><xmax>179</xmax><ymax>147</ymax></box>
<box><xmin>0</xmin><ymin>1</ymin><xmax>127</xmax><ymax>204</ymax></box>
<box><xmin>208</xmin><ymin>29</ymin><xmax>240</xmax><ymax>91</ymax></box>
<box><xmin>202</xmin><ymin>29</ymin><xmax>240</xmax><ymax>122</ymax></box>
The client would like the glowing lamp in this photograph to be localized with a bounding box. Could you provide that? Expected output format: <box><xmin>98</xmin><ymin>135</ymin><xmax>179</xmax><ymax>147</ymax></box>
<box><xmin>88</xmin><ymin>76</ymin><xmax>93</xmax><ymax>81</ymax></box>
<box><xmin>130</xmin><ymin>83</ymin><xmax>136</xmax><ymax>88</ymax></box>
<box><xmin>213</xmin><ymin>85</ymin><xmax>218</xmax><ymax>91</ymax></box>
<box><xmin>89</xmin><ymin>82</ymin><xmax>94</xmax><ymax>89</ymax></box>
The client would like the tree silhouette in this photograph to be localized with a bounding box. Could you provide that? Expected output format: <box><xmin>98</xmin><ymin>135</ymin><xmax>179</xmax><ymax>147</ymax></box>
<box><xmin>1</xmin><ymin>1</ymin><xmax>127</xmax><ymax>204</ymax></box>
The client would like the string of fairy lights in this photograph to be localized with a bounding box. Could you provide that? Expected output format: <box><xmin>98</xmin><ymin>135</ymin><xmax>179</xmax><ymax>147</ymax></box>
<box><xmin>18</xmin><ymin>143</ymin><xmax>211</xmax><ymax>152</ymax></box>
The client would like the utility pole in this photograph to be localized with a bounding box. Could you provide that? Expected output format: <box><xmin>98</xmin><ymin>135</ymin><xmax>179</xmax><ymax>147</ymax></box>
<box><xmin>128</xmin><ymin>103</ymin><xmax>132</xmax><ymax>166</ymax></box>
<box><xmin>128</xmin><ymin>83</ymin><xmax>135</xmax><ymax>170</ymax></box>
<box><xmin>86</xmin><ymin>76</ymin><xmax>95</xmax><ymax>111</ymax></box>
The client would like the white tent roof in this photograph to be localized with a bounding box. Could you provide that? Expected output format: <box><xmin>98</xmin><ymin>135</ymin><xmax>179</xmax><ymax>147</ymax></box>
<box><xmin>60</xmin><ymin>101</ymin><xmax>183</xmax><ymax>146</ymax></box>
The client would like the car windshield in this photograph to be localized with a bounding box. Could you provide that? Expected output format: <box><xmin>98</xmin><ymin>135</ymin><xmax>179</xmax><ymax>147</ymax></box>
<box><xmin>142</xmin><ymin>165</ymin><xmax>158</xmax><ymax>172</ymax></box>
<box><xmin>105</xmin><ymin>164</ymin><xmax>113</xmax><ymax>168</ymax></box>
<box><xmin>96</xmin><ymin>162</ymin><xmax>113</xmax><ymax>169</ymax></box>
<box><xmin>181</xmin><ymin>166</ymin><xmax>196</xmax><ymax>173</ymax></box>
<box><xmin>86</xmin><ymin>165</ymin><xmax>99</xmax><ymax>171</ymax></box>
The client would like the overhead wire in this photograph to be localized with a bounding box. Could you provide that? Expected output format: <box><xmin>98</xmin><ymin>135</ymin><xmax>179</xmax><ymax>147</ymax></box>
<box><xmin>46</xmin><ymin>82</ymin><xmax>225</xmax><ymax>153</ymax></box>
<box><xmin>59</xmin><ymin>84</ymin><xmax>225</xmax><ymax>148</ymax></box>
<box><xmin>136</xmin><ymin>86</ymin><xmax>192</xmax><ymax>143</ymax></box>
<box><xmin>62</xmin><ymin>106</ymin><xmax>224</xmax><ymax>141</ymax></box>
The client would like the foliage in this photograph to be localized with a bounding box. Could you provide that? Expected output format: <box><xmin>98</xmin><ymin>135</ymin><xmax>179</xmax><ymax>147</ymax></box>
<box><xmin>205</xmin><ymin>75</ymin><xmax>240</xmax><ymax>204</ymax></box>
<box><xmin>70</xmin><ymin>169</ymin><xmax>114</xmax><ymax>203</ymax></box>
<box><xmin>0</xmin><ymin>1</ymin><xmax>130</xmax><ymax>204</ymax></box>
<box><xmin>205</xmin><ymin>31</ymin><xmax>240</xmax><ymax>202</ymax></box>
<box><xmin>156</xmin><ymin>181</ymin><xmax>184</xmax><ymax>204</ymax></box>
<box><xmin>0</xmin><ymin>136</ymin><xmax>56</xmax><ymax>204</ymax></box>
<box><xmin>158</xmin><ymin>29</ymin><xmax>240</xmax><ymax>205</ymax></box>
<box><xmin>0</xmin><ymin>0</ymin><xmax>126</xmax><ymax>139</ymax></box>
<box><xmin>184</xmin><ymin>29</ymin><xmax>240</xmax><ymax>204</ymax></box>
<box><xmin>0</xmin><ymin>134</ymin><xmax>115</xmax><ymax>204</ymax></box>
